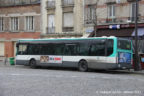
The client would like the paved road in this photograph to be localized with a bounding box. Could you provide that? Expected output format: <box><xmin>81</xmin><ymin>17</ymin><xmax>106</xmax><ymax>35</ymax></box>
<box><xmin>0</xmin><ymin>63</ymin><xmax>144</xmax><ymax>96</ymax></box>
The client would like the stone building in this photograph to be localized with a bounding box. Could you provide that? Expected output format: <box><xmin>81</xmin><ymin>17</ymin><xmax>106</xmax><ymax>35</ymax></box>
<box><xmin>84</xmin><ymin>0</ymin><xmax>144</xmax><ymax>37</ymax></box>
<box><xmin>41</xmin><ymin>0</ymin><xmax>84</xmax><ymax>38</ymax></box>
<box><xmin>0</xmin><ymin>0</ymin><xmax>41</xmax><ymax>57</ymax></box>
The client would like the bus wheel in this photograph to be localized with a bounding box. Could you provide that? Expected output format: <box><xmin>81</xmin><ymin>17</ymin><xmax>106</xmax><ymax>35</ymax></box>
<box><xmin>30</xmin><ymin>59</ymin><xmax>37</xmax><ymax>69</ymax></box>
<box><xmin>78</xmin><ymin>60</ymin><xmax>88</xmax><ymax>72</ymax></box>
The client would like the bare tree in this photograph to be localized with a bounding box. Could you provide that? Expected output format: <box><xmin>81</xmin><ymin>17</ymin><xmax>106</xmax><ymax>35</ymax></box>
<box><xmin>93</xmin><ymin>0</ymin><xmax>99</xmax><ymax>37</ymax></box>
<box><xmin>84</xmin><ymin>0</ymin><xmax>99</xmax><ymax>37</ymax></box>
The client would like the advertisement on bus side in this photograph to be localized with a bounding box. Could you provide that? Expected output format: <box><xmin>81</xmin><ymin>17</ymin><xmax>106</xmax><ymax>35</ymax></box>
<box><xmin>40</xmin><ymin>56</ymin><xmax>62</xmax><ymax>63</ymax></box>
<box><xmin>118</xmin><ymin>52</ymin><xmax>131</xmax><ymax>64</ymax></box>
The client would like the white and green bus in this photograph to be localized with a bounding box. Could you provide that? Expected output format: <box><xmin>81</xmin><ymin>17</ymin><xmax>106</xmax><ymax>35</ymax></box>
<box><xmin>16</xmin><ymin>37</ymin><xmax>133</xmax><ymax>71</ymax></box>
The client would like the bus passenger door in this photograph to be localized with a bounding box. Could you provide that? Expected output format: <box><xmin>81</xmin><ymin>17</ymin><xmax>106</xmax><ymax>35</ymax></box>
<box><xmin>39</xmin><ymin>44</ymin><xmax>63</xmax><ymax>67</ymax></box>
<box><xmin>62</xmin><ymin>44</ymin><xmax>79</xmax><ymax>67</ymax></box>
<box><xmin>88</xmin><ymin>39</ymin><xmax>107</xmax><ymax>69</ymax></box>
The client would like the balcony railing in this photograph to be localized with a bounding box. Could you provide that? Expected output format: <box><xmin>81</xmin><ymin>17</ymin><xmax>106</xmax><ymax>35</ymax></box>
<box><xmin>127</xmin><ymin>0</ymin><xmax>141</xmax><ymax>2</ymax></box>
<box><xmin>106</xmin><ymin>18</ymin><xmax>117</xmax><ymax>23</ymax></box>
<box><xmin>44</xmin><ymin>27</ymin><xmax>82</xmax><ymax>36</ymax></box>
<box><xmin>105</xmin><ymin>0</ymin><xmax>116</xmax><ymax>4</ymax></box>
<box><xmin>127</xmin><ymin>17</ymin><xmax>135</xmax><ymax>22</ymax></box>
<box><xmin>0</xmin><ymin>0</ymin><xmax>40</xmax><ymax>7</ymax></box>
<box><xmin>84</xmin><ymin>19</ymin><xmax>96</xmax><ymax>25</ymax></box>
<box><xmin>46</xmin><ymin>1</ymin><xmax>55</xmax><ymax>9</ymax></box>
<box><xmin>62</xmin><ymin>0</ymin><xmax>74</xmax><ymax>7</ymax></box>
<box><xmin>46</xmin><ymin>27</ymin><xmax>55</xmax><ymax>34</ymax></box>
<box><xmin>63</xmin><ymin>27</ymin><xmax>74</xmax><ymax>32</ymax></box>
<box><xmin>85</xmin><ymin>16</ymin><xmax>144</xmax><ymax>25</ymax></box>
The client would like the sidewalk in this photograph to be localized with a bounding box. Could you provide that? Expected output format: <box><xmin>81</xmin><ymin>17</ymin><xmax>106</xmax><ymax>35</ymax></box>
<box><xmin>133</xmin><ymin>70</ymin><xmax>144</xmax><ymax>75</ymax></box>
<box><xmin>0</xmin><ymin>56</ymin><xmax>5</xmax><ymax>62</ymax></box>
<box><xmin>0</xmin><ymin>60</ymin><xmax>11</xmax><ymax>67</ymax></box>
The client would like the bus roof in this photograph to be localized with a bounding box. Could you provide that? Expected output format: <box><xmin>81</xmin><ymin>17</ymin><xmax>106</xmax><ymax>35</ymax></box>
<box><xmin>18</xmin><ymin>37</ymin><xmax>117</xmax><ymax>43</ymax></box>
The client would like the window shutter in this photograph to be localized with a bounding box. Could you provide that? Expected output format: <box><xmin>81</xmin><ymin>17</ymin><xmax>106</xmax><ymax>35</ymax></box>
<box><xmin>63</xmin><ymin>13</ymin><xmax>74</xmax><ymax>27</ymax></box>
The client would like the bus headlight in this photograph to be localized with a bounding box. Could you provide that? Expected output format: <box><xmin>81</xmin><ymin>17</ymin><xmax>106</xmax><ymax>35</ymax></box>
<box><xmin>118</xmin><ymin>64</ymin><xmax>121</xmax><ymax>68</ymax></box>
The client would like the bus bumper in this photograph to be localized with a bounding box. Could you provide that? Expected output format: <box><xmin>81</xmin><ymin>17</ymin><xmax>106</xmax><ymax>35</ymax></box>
<box><xmin>117</xmin><ymin>63</ymin><xmax>132</xmax><ymax>69</ymax></box>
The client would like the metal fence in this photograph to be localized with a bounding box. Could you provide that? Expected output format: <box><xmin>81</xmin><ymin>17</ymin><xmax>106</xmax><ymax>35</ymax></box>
<box><xmin>46</xmin><ymin>1</ymin><xmax>55</xmax><ymax>9</ymax></box>
<box><xmin>62</xmin><ymin>0</ymin><xmax>74</xmax><ymax>7</ymax></box>
<box><xmin>0</xmin><ymin>0</ymin><xmax>40</xmax><ymax>7</ymax></box>
<box><xmin>46</xmin><ymin>27</ymin><xmax>55</xmax><ymax>34</ymax></box>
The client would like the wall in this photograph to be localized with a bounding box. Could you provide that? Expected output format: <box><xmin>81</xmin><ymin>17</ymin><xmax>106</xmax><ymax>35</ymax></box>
<box><xmin>41</xmin><ymin>0</ymin><xmax>83</xmax><ymax>37</ymax></box>
<box><xmin>0</xmin><ymin>4</ymin><xmax>41</xmax><ymax>57</ymax></box>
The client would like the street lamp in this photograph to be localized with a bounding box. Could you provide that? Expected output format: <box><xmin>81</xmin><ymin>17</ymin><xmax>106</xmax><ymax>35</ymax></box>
<box><xmin>134</xmin><ymin>0</ymin><xmax>141</xmax><ymax>71</ymax></box>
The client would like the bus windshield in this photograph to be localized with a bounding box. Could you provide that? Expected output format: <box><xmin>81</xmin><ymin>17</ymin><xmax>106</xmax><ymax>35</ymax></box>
<box><xmin>118</xmin><ymin>39</ymin><xmax>131</xmax><ymax>50</ymax></box>
<box><xmin>17</xmin><ymin>44</ymin><xmax>28</xmax><ymax>55</ymax></box>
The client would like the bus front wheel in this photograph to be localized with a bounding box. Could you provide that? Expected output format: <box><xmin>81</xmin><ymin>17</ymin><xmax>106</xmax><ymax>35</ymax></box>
<box><xmin>78</xmin><ymin>60</ymin><xmax>88</xmax><ymax>72</ymax></box>
<box><xmin>30</xmin><ymin>59</ymin><xmax>37</xmax><ymax>69</ymax></box>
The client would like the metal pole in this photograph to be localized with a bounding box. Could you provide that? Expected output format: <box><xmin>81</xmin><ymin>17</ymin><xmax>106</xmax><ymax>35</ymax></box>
<box><xmin>134</xmin><ymin>0</ymin><xmax>141</xmax><ymax>71</ymax></box>
<box><xmin>94</xmin><ymin>0</ymin><xmax>99</xmax><ymax>37</ymax></box>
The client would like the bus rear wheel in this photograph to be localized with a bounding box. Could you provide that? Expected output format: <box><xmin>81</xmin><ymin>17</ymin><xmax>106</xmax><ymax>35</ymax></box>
<box><xmin>30</xmin><ymin>59</ymin><xmax>37</xmax><ymax>69</ymax></box>
<box><xmin>78</xmin><ymin>60</ymin><xmax>88</xmax><ymax>72</ymax></box>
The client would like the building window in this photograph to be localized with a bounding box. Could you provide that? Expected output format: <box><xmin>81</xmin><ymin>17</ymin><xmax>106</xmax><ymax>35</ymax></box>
<box><xmin>62</xmin><ymin>0</ymin><xmax>74</xmax><ymax>6</ymax></box>
<box><xmin>85</xmin><ymin>5</ymin><xmax>96</xmax><ymax>24</ymax></box>
<box><xmin>0</xmin><ymin>17</ymin><xmax>4</xmax><ymax>32</ymax></box>
<box><xmin>46</xmin><ymin>0</ymin><xmax>55</xmax><ymax>9</ymax></box>
<box><xmin>26</xmin><ymin>16</ymin><xmax>34</xmax><ymax>31</ymax></box>
<box><xmin>47</xmin><ymin>14</ymin><xmax>55</xmax><ymax>34</ymax></box>
<box><xmin>130</xmin><ymin>2</ymin><xmax>136</xmax><ymax>21</ymax></box>
<box><xmin>63</xmin><ymin>12</ymin><xmax>74</xmax><ymax>32</ymax></box>
<box><xmin>11</xmin><ymin>17</ymin><xmax>19</xmax><ymax>31</ymax></box>
<box><xmin>108</xmin><ymin>5</ymin><xmax>115</xmax><ymax>18</ymax></box>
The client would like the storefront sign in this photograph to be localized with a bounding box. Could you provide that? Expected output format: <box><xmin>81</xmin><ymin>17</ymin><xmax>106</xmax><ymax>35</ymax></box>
<box><xmin>86</xmin><ymin>27</ymin><xmax>94</xmax><ymax>33</ymax></box>
<box><xmin>109</xmin><ymin>25</ymin><xmax>120</xmax><ymax>29</ymax></box>
<box><xmin>141</xmin><ymin>57</ymin><xmax>144</xmax><ymax>63</ymax></box>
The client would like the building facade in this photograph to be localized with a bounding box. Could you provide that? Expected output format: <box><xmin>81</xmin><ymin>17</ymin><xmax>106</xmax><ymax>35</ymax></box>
<box><xmin>41</xmin><ymin>0</ymin><xmax>84</xmax><ymax>38</ymax></box>
<box><xmin>0</xmin><ymin>0</ymin><xmax>41</xmax><ymax>57</ymax></box>
<box><xmin>84</xmin><ymin>0</ymin><xmax>144</xmax><ymax>38</ymax></box>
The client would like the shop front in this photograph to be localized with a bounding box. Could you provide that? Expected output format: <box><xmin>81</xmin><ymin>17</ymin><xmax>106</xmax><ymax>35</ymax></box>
<box><xmin>89</xmin><ymin>24</ymin><xmax>144</xmax><ymax>69</ymax></box>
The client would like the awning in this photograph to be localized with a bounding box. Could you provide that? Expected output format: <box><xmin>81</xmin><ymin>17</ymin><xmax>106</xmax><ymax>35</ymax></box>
<box><xmin>94</xmin><ymin>28</ymin><xmax>134</xmax><ymax>37</ymax></box>
<box><xmin>131</xmin><ymin>28</ymin><xmax>144</xmax><ymax>36</ymax></box>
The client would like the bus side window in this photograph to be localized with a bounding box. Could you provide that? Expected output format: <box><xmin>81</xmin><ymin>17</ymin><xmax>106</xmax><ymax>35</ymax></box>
<box><xmin>79</xmin><ymin>43</ymin><xmax>89</xmax><ymax>56</ymax></box>
<box><xmin>55</xmin><ymin>44</ymin><xmax>64</xmax><ymax>55</ymax></box>
<box><xmin>40</xmin><ymin>44</ymin><xmax>55</xmax><ymax>55</ymax></box>
<box><xmin>89</xmin><ymin>40</ymin><xmax>106</xmax><ymax>56</ymax></box>
<box><xmin>64</xmin><ymin>44</ymin><xmax>79</xmax><ymax>56</ymax></box>
<box><xmin>106</xmin><ymin>39</ymin><xmax>114</xmax><ymax>56</ymax></box>
<box><xmin>28</xmin><ymin>44</ymin><xmax>40</xmax><ymax>55</ymax></box>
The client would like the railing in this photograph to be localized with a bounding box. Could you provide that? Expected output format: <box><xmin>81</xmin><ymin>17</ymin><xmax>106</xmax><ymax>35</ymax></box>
<box><xmin>46</xmin><ymin>27</ymin><xmax>55</xmax><ymax>34</ymax></box>
<box><xmin>62</xmin><ymin>0</ymin><xmax>74</xmax><ymax>7</ymax></box>
<box><xmin>105</xmin><ymin>18</ymin><xmax>117</xmax><ymax>23</ymax></box>
<box><xmin>84</xmin><ymin>19</ymin><xmax>96</xmax><ymax>25</ymax></box>
<box><xmin>105</xmin><ymin>0</ymin><xmax>116</xmax><ymax>4</ymax></box>
<box><xmin>128</xmin><ymin>17</ymin><xmax>135</xmax><ymax>22</ymax></box>
<box><xmin>96</xmin><ymin>16</ymin><xmax>144</xmax><ymax>25</ymax></box>
<box><xmin>0</xmin><ymin>0</ymin><xmax>40</xmax><ymax>7</ymax></box>
<box><xmin>45</xmin><ymin>27</ymin><xmax>82</xmax><ymax>36</ymax></box>
<box><xmin>84</xmin><ymin>18</ymin><xmax>117</xmax><ymax>25</ymax></box>
<box><xmin>63</xmin><ymin>27</ymin><xmax>74</xmax><ymax>32</ymax></box>
<box><xmin>46</xmin><ymin>1</ymin><xmax>55</xmax><ymax>9</ymax></box>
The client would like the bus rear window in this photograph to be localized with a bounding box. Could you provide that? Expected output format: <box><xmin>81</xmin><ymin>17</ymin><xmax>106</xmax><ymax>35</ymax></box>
<box><xmin>118</xmin><ymin>40</ymin><xmax>131</xmax><ymax>50</ymax></box>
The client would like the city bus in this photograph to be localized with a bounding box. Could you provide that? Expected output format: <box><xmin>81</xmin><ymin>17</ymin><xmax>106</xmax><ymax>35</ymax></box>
<box><xmin>15</xmin><ymin>37</ymin><xmax>133</xmax><ymax>71</ymax></box>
